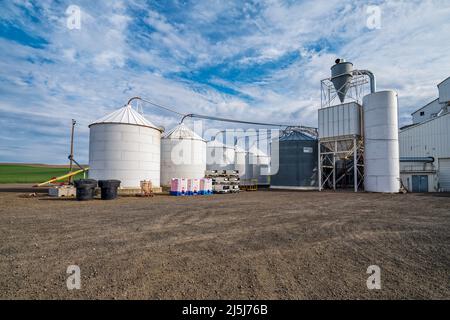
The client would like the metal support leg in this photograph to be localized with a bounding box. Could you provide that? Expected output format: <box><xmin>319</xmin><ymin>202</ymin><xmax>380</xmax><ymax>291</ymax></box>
<box><xmin>354</xmin><ymin>137</ymin><xmax>358</xmax><ymax>192</ymax></box>
<box><xmin>333</xmin><ymin>141</ymin><xmax>337</xmax><ymax>190</ymax></box>
<box><xmin>318</xmin><ymin>141</ymin><xmax>322</xmax><ymax>191</ymax></box>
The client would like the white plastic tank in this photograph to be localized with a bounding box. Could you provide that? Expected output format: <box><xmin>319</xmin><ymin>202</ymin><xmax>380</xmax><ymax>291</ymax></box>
<box><xmin>206</xmin><ymin>140</ymin><xmax>235</xmax><ymax>170</ymax></box>
<box><xmin>363</xmin><ymin>90</ymin><xmax>400</xmax><ymax>193</ymax></box>
<box><xmin>88</xmin><ymin>105</ymin><xmax>163</xmax><ymax>188</ymax></box>
<box><xmin>160</xmin><ymin>123</ymin><xmax>206</xmax><ymax>187</ymax></box>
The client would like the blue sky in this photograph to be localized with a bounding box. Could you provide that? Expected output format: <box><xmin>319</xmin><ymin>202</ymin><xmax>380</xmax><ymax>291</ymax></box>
<box><xmin>0</xmin><ymin>0</ymin><xmax>449</xmax><ymax>164</ymax></box>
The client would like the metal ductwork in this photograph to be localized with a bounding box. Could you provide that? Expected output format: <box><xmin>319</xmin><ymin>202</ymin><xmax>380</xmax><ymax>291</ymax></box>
<box><xmin>358</xmin><ymin>69</ymin><xmax>376</xmax><ymax>93</ymax></box>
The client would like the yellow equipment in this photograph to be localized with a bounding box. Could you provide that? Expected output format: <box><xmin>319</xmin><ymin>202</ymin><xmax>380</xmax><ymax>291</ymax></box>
<box><xmin>240</xmin><ymin>179</ymin><xmax>258</xmax><ymax>191</ymax></box>
<box><xmin>34</xmin><ymin>168</ymin><xmax>89</xmax><ymax>187</ymax></box>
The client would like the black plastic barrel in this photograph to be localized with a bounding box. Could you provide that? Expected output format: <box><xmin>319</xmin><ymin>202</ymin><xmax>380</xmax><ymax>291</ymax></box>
<box><xmin>74</xmin><ymin>179</ymin><xmax>97</xmax><ymax>201</ymax></box>
<box><xmin>98</xmin><ymin>180</ymin><xmax>121</xmax><ymax>200</ymax></box>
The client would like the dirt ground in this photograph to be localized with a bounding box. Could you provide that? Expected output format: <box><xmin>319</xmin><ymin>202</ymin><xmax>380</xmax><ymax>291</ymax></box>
<box><xmin>0</xmin><ymin>188</ymin><xmax>449</xmax><ymax>299</ymax></box>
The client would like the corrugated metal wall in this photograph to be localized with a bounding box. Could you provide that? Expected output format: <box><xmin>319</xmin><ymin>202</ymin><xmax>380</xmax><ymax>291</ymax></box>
<box><xmin>438</xmin><ymin>77</ymin><xmax>450</xmax><ymax>103</ymax></box>
<box><xmin>438</xmin><ymin>159</ymin><xmax>450</xmax><ymax>191</ymax></box>
<box><xmin>318</xmin><ymin>102</ymin><xmax>361</xmax><ymax>139</ymax></box>
<box><xmin>270</xmin><ymin>140</ymin><xmax>318</xmax><ymax>188</ymax></box>
<box><xmin>411</xmin><ymin>99</ymin><xmax>442</xmax><ymax>124</ymax></box>
<box><xmin>400</xmin><ymin>113</ymin><xmax>450</xmax><ymax>191</ymax></box>
<box><xmin>399</xmin><ymin>113</ymin><xmax>450</xmax><ymax>159</ymax></box>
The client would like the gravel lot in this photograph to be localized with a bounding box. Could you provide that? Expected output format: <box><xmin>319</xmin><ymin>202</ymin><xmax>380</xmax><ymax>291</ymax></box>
<box><xmin>0</xmin><ymin>189</ymin><xmax>449</xmax><ymax>299</ymax></box>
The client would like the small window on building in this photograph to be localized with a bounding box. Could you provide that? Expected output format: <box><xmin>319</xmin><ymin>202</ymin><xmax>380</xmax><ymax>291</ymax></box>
<box><xmin>420</xmin><ymin>111</ymin><xmax>425</xmax><ymax>116</ymax></box>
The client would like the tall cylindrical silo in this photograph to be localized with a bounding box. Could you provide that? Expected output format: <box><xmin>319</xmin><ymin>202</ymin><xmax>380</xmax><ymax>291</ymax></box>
<box><xmin>363</xmin><ymin>90</ymin><xmax>400</xmax><ymax>193</ymax></box>
<box><xmin>234</xmin><ymin>146</ymin><xmax>248</xmax><ymax>179</ymax></box>
<box><xmin>257</xmin><ymin>149</ymin><xmax>271</xmax><ymax>185</ymax></box>
<box><xmin>160</xmin><ymin>123</ymin><xmax>206</xmax><ymax>187</ymax></box>
<box><xmin>206</xmin><ymin>140</ymin><xmax>235</xmax><ymax>170</ymax></box>
<box><xmin>246</xmin><ymin>149</ymin><xmax>257</xmax><ymax>183</ymax></box>
<box><xmin>89</xmin><ymin>105</ymin><xmax>163</xmax><ymax>188</ymax></box>
<box><xmin>270</xmin><ymin>130</ymin><xmax>318</xmax><ymax>190</ymax></box>
<box><xmin>249</xmin><ymin>146</ymin><xmax>271</xmax><ymax>185</ymax></box>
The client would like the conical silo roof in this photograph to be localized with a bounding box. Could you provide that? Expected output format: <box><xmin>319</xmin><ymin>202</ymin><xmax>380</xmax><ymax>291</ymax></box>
<box><xmin>207</xmin><ymin>139</ymin><xmax>234</xmax><ymax>149</ymax></box>
<box><xmin>249</xmin><ymin>145</ymin><xmax>268</xmax><ymax>157</ymax></box>
<box><xmin>163</xmin><ymin>123</ymin><xmax>204</xmax><ymax>141</ymax></box>
<box><xmin>279</xmin><ymin>130</ymin><xmax>316</xmax><ymax>141</ymax></box>
<box><xmin>89</xmin><ymin>105</ymin><xmax>163</xmax><ymax>131</ymax></box>
<box><xmin>234</xmin><ymin>145</ymin><xmax>247</xmax><ymax>153</ymax></box>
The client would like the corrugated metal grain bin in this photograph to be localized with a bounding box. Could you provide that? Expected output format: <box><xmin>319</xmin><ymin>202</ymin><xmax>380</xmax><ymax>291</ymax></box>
<box><xmin>89</xmin><ymin>105</ymin><xmax>163</xmax><ymax>188</ymax></box>
<box><xmin>234</xmin><ymin>146</ymin><xmax>251</xmax><ymax>180</ymax></box>
<box><xmin>160</xmin><ymin>123</ymin><xmax>206</xmax><ymax>187</ymax></box>
<box><xmin>206</xmin><ymin>140</ymin><xmax>235</xmax><ymax>170</ymax></box>
<box><xmin>249</xmin><ymin>146</ymin><xmax>270</xmax><ymax>185</ymax></box>
<box><xmin>270</xmin><ymin>131</ymin><xmax>318</xmax><ymax>190</ymax></box>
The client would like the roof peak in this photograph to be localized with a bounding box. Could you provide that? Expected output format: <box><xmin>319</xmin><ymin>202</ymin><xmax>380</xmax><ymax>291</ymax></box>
<box><xmin>90</xmin><ymin>105</ymin><xmax>163</xmax><ymax>131</ymax></box>
<box><xmin>163</xmin><ymin>123</ymin><xmax>204</xmax><ymax>141</ymax></box>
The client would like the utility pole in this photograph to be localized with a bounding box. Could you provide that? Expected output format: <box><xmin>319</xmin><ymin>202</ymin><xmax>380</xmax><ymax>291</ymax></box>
<box><xmin>69</xmin><ymin>119</ymin><xmax>76</xmax><ymax>183</ymax></box>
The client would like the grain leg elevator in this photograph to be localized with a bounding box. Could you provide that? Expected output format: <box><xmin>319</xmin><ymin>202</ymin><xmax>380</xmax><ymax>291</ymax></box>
<box><xmin>318</xmin><ymin>59</ymin><xmax>400</xmax><ymax>193</ymax></box>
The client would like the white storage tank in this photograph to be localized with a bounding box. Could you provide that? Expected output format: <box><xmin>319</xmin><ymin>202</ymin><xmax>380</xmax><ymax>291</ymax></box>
<box><xmin>160</xmin><ymin>123</ymin><xmax>206</xmax><ymax>187</ymax></box>
<box><xmin>234</xmin><ymin>146</ymin><xmax>252</xmax><ymax>180</ymax></box>
<box><xmin>89</xmin><ymin>105</ymin><xmax>163</xmax><ymax>188</ymax></box>
<box><xmin>206</xmin><ymin>140</ymin><xmax>235</xmax><ymax>170</ymax></box>
<box><xmin>249</xmin><ymin>146</ymin><xmax>271</xmax><ymax>185</ymax></box>
<box><xmin>363</xmin><ymin>91</ymin><xmax>400</xmax><ymax>193</ymax></box>
<box><xmin>234</xmin><ymin>146</ymin><xmax>246</xmax><ymax>177</ymax></box>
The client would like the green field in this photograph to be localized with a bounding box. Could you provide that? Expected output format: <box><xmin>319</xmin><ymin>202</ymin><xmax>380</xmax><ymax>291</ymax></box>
<box><xmin>0</xmin><ymin>164</ymin><xmax>86</xmax><ymax>184</ymax></box>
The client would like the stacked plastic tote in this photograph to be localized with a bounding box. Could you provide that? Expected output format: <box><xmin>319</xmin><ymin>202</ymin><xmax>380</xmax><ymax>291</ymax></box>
<box><xmin>170</xmin><ymin>178</ymin><xmax>212</xmax><ymax>196</ymax></box>
<box><xmin>199</xmin><ymin>178</ymin><xmax>213</xmax><ymax>195</ymax></box>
